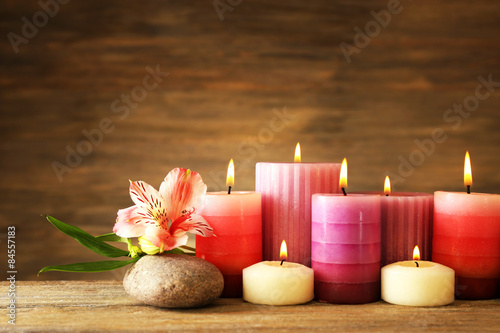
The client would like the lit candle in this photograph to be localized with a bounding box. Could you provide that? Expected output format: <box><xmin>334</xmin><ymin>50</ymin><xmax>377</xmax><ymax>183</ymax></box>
<box><xmin>432</xmin><ymin>151</ymin><xmax>500</xmax><ymax>299</ymax></box>
<box><xmin>381</xmin><ymin>246</ymin><xmax>455</xmax><ymax>306</ymax></box>
<box><xmin>197</xmin><ymin>159</ymin><xmax>262</xmax><ymax>297</ymax></box>
<box><xmin>256</xmin><ymin>143</ymin><xmax>341</xmax><ymax>266</ymax></box>
<box><xmin>242</xmin><ymin>241</ymin><xmax>314</xmax><ymax>305</ymax></box>
<box><xmin>311</xmin><ymin>158</ymin><xmax>381</xmax><ymax>304</ymax></box>
<box><xmin>354</xmin><ymin>176</ymin><xmax>434</xmax><ymax>266</ymax></box>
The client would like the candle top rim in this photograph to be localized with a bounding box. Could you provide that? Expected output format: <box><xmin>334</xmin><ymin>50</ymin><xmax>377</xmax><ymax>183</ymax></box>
<box><xmin>263</xmin><ymin>261</ymin><xmax>306</xmax><ymax>268</ymax></box>
<box><xmin>206</xmin><ymin>191</ymin><xmax>258</xmax><ymax>195</ymax></box>
<box><xmin>248</xmin><ymin>260</ymin><xmax>312</xmax><ymax>270</ymax></box>
<box><xmin>312</xmin><ymin>193</ymin><xmax>381</xmax><ymax>198</ymax></box>
<box><xmin>352</xmin><ymin>191</ymin><xmax>433</xmax><ymax>197</ymax></box>
<box><xmin>382</xmin><ymin>260</ymin><xmax>454</xmax><ymax>271</ymax></box>
<box><xmin>256</xmin><ymin>162</ymin><xmax>342</xmax><ymax>166</ymax></box>
<box><xmin>434</xmin><ymin>190</ymin><xmax>500</xmax><ymax>196</ymax></box>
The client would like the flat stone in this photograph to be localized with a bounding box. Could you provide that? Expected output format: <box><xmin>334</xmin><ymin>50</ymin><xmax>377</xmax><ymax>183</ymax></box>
<box><xmin>123</xmin><ymin>253</ymin><xmax>224</xmax><ymax>308</ymax></box>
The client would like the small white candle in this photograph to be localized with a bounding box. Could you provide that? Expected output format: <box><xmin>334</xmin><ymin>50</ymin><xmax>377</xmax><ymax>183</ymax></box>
<box><xmin>381</xmin><ymin>246</ymin><xmax>455</xmax><ymax>306</ymax></box>
<box><xmin>242</xmin><ymin>241</ymin><xmax>314</xmax><ymax>305</ymax></box>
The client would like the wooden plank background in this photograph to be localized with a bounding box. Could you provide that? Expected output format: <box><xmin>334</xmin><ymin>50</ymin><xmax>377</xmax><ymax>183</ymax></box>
<box><xmin>0</xmin><ymin>1</ymin><xmax>499</xmax><ymax>280</ymax></box>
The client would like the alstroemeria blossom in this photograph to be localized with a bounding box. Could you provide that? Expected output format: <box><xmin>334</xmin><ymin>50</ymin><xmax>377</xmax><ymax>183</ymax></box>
<box><xmin>113</xmin><ymin>168</ymin><xmax>214</xmax><ymax>253</ymax></box>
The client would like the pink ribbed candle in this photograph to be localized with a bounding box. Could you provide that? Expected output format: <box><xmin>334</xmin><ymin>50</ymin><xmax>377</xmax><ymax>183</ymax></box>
<box><xmin>354</xmin><ymin>191</ymin><xmax>434</xmax><ymax>266</ymax></box>
<box><xmin>256</xmin><ymin>162</ymin><xmax>340</xmax><ymax>266</ymax></box>
<box><xmin>312</xmin><ymin>193</ymin><xmax>381</xmax><ymax>304</ymax></box>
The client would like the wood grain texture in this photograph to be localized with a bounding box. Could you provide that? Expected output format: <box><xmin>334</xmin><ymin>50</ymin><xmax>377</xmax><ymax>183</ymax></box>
<box><xmin>0</xmin><ymin>1</ymin><xmax>499</xmax><ymax>280</ymax></box>
<box><xmin>0</xmin><ymin>281</ymin><xmax>499</xmax><ymax>332</ymax></box>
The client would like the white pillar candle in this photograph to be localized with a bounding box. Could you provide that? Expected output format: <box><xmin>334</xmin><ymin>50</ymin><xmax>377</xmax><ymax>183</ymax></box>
<box><xmin>242</xmin><ymin>261</ymin><xmax>314</xmax><ymax>305</ymax></box>
<box><xmin>381</xmin><ymin>260</ymin><xmax>455</xmax><ymax>306</ymax></box>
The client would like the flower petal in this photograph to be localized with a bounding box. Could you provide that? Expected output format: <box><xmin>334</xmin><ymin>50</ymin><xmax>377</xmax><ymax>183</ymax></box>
<box><xmin>113</xmin><ymin>205</ymin><xmax>152</xmax><ymax>238</ymax></box>
<box><xmin>159</xmin><ymin>168</ymin><xmax>207</xmax><ymax>221</ymax></box>
<box><xmin>144</xmin><ymin>226</ymin><xmax>189</xmax><ymax>252</ymax></box>
<box><xmin>129</xmin><ymin>180</ymin><xmax>161</xmax><ymax>207</ymax></box>
<box><xmin>170</xmin><ymin>213</ymin><xmax>215</xmax><ymax>238</ymax></box>
<box><xmin>128</xmin><ymin>180</ymin><xmax>169</xmax><ymax>229</ymax></box>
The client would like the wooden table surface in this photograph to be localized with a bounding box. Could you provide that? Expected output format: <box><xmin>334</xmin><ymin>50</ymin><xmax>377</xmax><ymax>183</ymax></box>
<box><xmin>1</xmin><ymin>281</ymin><xmax>499</xmax><ymax>332</ymax></box>
<box><xmin>1</xmin><ymin>0</ymin><xmax>500</xmax><ymax>282</ymax></box>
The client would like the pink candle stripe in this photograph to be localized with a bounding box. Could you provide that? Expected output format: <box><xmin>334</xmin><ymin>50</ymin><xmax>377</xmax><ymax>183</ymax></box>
<box><xmin>256</xmin><ymin>162</ymin><xmax>340</xmax><ymax>266</ymax></box>
<box><xmin>311</xmin><ymin>221</ymin><xmax>380</xmax><ymax>244</ymax></box>
<box><xmin>311</xmin><ymin>242</ymin><xmax>381</xmax><ymax>263</ymax></box>
<box><xmin>312</xmin><ymin>262</ymin><xmax>381</xmax><ymax>283</ymax></box>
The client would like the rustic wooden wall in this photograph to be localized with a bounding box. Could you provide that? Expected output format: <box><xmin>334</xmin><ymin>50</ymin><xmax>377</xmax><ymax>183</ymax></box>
<box><xmin>1</xmin><ymin>0</ymin><xmax>499</xmax><ymax>280</ymax></box>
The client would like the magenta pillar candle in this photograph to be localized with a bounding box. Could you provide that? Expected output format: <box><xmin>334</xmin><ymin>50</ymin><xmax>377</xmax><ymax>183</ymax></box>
<box><xmin>354</xmin><ymin>191</ymin><xmax>434</xmax><ymax>266</ymax></box>
<box><xmin>196</xmin><ymin>191</ymin><xmax>262</xmax><ymax>297</ymax></box>
<box><xmin>312</xmin><ymin>193</ymin><xmax>381</xmax><ymax>304</ymax></box>
<box><xmin>432</xmin><ymin>191</ymin><xmax>500</xmax><ymax>299</ymax></box>
<box><xmin>256</xmin><ymin>162</ymin><xmax>341</xmax><ymax>266</ymax></box>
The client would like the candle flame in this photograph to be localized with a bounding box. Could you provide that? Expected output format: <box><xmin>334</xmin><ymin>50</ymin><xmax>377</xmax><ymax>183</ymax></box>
<box><xmin>279</xmin><ymin>240</ymin><xmax>287</xmax><ymax>261</ymax></box>
<box><xmin>339</xmin><ymin>158</ymin><xmax>348</xmax><ymax>189</ymax></box>
<box><xmin>464</xmin><ymin>151</ymin><xmax>472</xmax><ymax>189</ymax></box>
<box><xmin>226</xmin><ymin>158</ymin><xmax>235</xmax><ymax>188</ymax></box>
<box><xmin>384</xmin><ymin>176</ymin><xmax>391</xmax><ymax>195</ymax></box>
<box><xmin>413</xmin><ymin>245</ymin><xmax>420</xmax><ymax>260</ymax></box>
<box><xmin>294</xmin><ymin>142</ymin><xmax>301</xmax><ymax>163</ymax></box>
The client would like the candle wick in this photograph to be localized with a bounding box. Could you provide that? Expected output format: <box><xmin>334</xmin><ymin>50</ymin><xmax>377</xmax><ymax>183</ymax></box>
<box><xmin>467</xmin><ymin>185</ymin><xmax>470</xmax><ymax>194</ymax></box>
<box><xmin>342</xmin><ymin>187</ymin><xmax>347</xmax><ymax>196</ymax></box>
<box><xmin>415</xmin><ymin>261</ymin><xmax>419</xmax><ymax>268</ymax></box>
<box><xmin>385</xmin><ymin>194</ymin><xmax>389</xmax><ymax>197</ymax></box>
<box><xmin>280</xmin><ymin>259</ymin><xmax>285</xmax><ymax>266</ymax></box>
<box><xmin>228</xmin><ymin>186</ymin><xmax>232</xmax><ymax>195</ymax></box>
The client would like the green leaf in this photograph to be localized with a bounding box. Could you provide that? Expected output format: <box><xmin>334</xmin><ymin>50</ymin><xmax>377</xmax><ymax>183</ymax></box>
<box><xmin>38</xmin><ymin>257</ymin><xmax>140</xmax><ymax>275</ymax></box>
<box><xmin>96</xmin><ymin>233</ymin><xmax>143</xmax><ymax>257</ymax></box>
<box><xmin>96</xmin><ymin>233</ymin><xmax>128</xmax><ymax>243</ymax></box>
<box><xmin>44</xmin><ymin>215</ymin><xmax>129</xmax><ymax>258</ymax></box>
